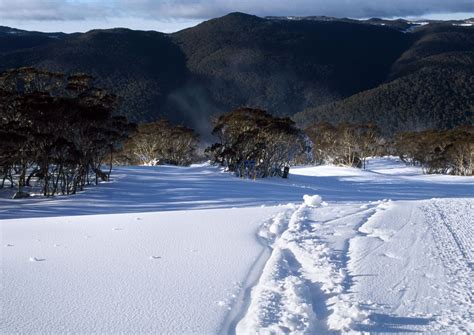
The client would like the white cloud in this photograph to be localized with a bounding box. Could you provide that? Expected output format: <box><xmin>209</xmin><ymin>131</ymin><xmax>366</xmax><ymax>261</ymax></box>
<box><xmin>0</xmin><ymin>0</ymin><xmax>115</xmax><ymax>21</ymax></box>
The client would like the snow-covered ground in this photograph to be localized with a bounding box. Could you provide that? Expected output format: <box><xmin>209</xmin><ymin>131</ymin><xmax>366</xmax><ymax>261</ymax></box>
<box><xmin>1</xmin><ymin>157</ymin><xmax>473</xmax><ymax>333</ymax></box>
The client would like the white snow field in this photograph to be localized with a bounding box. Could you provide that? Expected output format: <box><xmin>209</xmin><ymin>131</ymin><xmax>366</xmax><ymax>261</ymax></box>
<box><xmin>1</xmin><ymin>157</ymin><xmax>473</xmax><ymax>333</ymax></box>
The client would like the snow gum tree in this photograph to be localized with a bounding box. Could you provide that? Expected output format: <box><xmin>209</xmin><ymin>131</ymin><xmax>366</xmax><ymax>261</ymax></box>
<box><xmin>0</xmin><ymin>67</ymin><xmax>134</xmax><ymax>196</ymax></box>
<box><xmin>122</xmin><ymin>120</ymin><xmax>199</xmax><ymax>166</ymax></box>
<box><xmin>305</xmin><ymin>122</ymin><xmax>381</xmax><ymax>168</ymax></box>
<box><xmin>207</xmin><ymin>107</ymin><xmax>308</xmax><ymax>178</ymax></box>
<box><xmin>394</xmin><ymin>126</ymin><xmax>473</xmax><ymax>175</ymax></box>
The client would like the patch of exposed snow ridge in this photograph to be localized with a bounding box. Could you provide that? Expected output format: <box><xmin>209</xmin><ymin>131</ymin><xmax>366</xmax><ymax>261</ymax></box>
<box><xmin>237</xmin><ymin>195</ymin><xmax>369</xmax><ymax>334</ymax></box>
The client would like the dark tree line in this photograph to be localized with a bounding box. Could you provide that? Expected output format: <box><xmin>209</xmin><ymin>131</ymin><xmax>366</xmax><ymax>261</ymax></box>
<box><xmin>207</xmin><ymin>107</ymin><xmax>309</xmax><ymax>178</ymax></box>
<box><xmin>120</xmin><ymin>120</ymin><xmax>199</xmax><ymax>166</ymax></box>
<box><xmin>394</xmin><ymin>126</ymin><xmax>473</xmax><ymax>176</ymax></box>
<box><xmin>0</xmin><ymin>68</ymin><xmax>134</xmax><ymax>197</ymax></box>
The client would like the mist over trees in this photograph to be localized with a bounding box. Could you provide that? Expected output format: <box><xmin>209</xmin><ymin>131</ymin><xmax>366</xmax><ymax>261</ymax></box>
<box><xmin>120</xmin><ymin>120</ymin><xmax>199</xmax><ymax>166</ymax></box>
<box><xmin>207</xmin><ymin>107</ymin><xmax>309</xmax><ymax>178</ymax></box>
<box><xmin>0</xmin><ymin>67</ymin><xmax>134</xmax><ymax>196</ymax></box>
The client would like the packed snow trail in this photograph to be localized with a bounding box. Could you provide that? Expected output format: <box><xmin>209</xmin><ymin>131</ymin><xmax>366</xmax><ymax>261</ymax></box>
<box><xmin>236</xmin><ymin>199</ymin><xmax>384</xmax><ymax>334</ymax></box>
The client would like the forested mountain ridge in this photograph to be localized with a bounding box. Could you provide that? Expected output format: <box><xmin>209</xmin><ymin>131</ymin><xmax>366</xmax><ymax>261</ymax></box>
<box><xmin>0</xmin><ymin>26</ymin><xmax>69</xmax><ymax>54</ymax></box>
<box><xmin>0</xmin><ymin>28</ymin><xmax>189</xmax><ymax>123</ymax></box>
<box><xmin>1</xmin><ymin>13</ymin><xmax>472</xmax><ymax>135</ymax></box>
<box><xmin>294</xmin><ymin>23</ymin><xmax>474</xmax><ymax>134</ymax></box>
<box><xmin>171</xmin><ymin>13</ymin><xmax>410</xmax><ymax>116</ymax></box>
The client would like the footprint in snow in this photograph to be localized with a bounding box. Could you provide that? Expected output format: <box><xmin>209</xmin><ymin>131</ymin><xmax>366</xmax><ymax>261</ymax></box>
<box><xmin>29</xmin><ymin>257</ymin><xmax>46</xmax><ymax>262</ymax></box>
<box><xmin>5</xmin><ymin>244</ymin><xmax>14</xmax><ymax>247</ymax></box>
<box><xmin>149</xmin><ymin>256</ymin><xmax>161</xmax><ymax>260</ymax></box>
<box><xmin>112</xmin><ymin>228</ymin><xmax>124</xmax><ymax>231</ymax></box>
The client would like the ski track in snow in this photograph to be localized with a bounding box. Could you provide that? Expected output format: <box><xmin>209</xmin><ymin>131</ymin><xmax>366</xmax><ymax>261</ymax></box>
<box><xmin>346</xmin><ymin>198</ymin><xmax>473</xmax><ymax>334</ymax></box>
<box><xmin>237</xmin><ymin>197</ymin><xmax>474</xmax><ymax>334</ymax></box>
<box><xmin>421</xmin><ymin>199</ymin><xmax>473</xmax><ymax>333</ymax></box>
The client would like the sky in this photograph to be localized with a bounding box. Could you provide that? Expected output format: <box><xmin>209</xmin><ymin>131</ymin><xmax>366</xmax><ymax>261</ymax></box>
<box><xmin>0</xmin><ymin>0</ymin><xmax>473</xmax><ymax>33</ymax></box>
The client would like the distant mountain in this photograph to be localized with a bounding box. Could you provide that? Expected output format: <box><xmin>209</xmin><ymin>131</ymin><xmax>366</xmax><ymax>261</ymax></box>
<box><xmin>294</xmin><ymin>24</ymin><xmax>474</xmax><ymax>134</ymax></box>
<box><xmin>0</xmin><ymin>26</ymin><xmax>68</xmax><ymax>54</ymax></box>
<box><xmin>171</xmin><ymin>13</ymin><xmax>411</xmax><ymax>128</ymax></box>
<box><xmin>265</xmin><ymin>16</ymin><xmax>474</xmax><ymax>32</ymax></box>
<box><xmin>0</xmin><ymin>13</ymin><xmax>472</xmax><ymax>135</ymax></box>
<box><xmin>0</xmin><ymin>28</ymin><xmax>189</xmax><ymax>123</ymax></box>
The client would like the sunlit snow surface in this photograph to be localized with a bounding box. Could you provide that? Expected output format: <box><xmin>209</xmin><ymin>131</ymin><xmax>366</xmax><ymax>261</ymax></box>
<box><xmin>1</xmin><ymin>157</ymin><xmax>473</xmax><ymax>333</ymax></box>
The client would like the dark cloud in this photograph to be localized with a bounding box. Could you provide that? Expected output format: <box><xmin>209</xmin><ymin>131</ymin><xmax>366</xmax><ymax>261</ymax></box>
<box><xmin>118</xmin><ymin>0</ymin><xmax>474</xmax><ymax>19</ymax></box>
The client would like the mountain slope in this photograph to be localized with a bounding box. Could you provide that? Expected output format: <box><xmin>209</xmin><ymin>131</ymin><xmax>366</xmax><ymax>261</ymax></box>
<box><xmin>0</xmin><ymin>28</ymin><xmax>189</xmax><ymax>122</ymax></box>
<box><xmin>294</xmin><ymin>24</ymin><xmax>474</xmax><ymax>134</ymax></box>
<box><xmin>172</xmin><ymin>13</ymin><xmax>411</xmax><ymax>116</ymax></box>
<box><xmin>0</xmin><ymin>26</ymin><xmax>68</xmax><ymax>54</ymax></box>
<box><xmin>0</xmin><ymin>14</ymin><xmax>472</xmax><ymax>135</ymax></box>
<box><xmin>0</xmin><ymin>13</ymin><xmax>411</xmax><ymax>131</ymax></box>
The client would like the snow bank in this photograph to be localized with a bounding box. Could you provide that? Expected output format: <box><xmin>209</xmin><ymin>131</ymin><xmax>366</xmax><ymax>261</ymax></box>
<box><xmin>1</xmin><ymin>207</ymin><xmax>282</xmax><ymax>333</ymax></box>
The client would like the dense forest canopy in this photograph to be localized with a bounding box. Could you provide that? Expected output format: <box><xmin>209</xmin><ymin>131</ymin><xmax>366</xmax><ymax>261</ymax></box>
<box><xmin>294</xmin><ymin>24</ymin><xmax>474</xmax><ymax>134</ymax></box>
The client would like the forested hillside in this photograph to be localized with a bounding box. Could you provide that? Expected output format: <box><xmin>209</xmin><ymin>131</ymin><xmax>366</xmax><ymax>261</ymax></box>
<box><xmin>293</xmin><ymin>24</ymin><xmax>474</xmax><ymax>134</ymax></box>
<box><xmin>1</xmin><ymin>14</ymin><xmax>472</xmax><ymax>135</ymax></box>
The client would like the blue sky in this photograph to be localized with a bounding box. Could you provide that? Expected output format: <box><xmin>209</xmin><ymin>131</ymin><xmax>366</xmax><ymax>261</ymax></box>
<box><xmin>1</xmin><ymin>0</ymin><xmax>473</xmax><ymax>33</ymax></box>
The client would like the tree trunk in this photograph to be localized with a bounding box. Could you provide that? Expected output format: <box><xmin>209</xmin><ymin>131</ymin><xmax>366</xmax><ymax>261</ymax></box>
<box><xmin>108</xmin><ymin>147</ymin><xmax>113</xmax><ymax>181</ymax></box>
